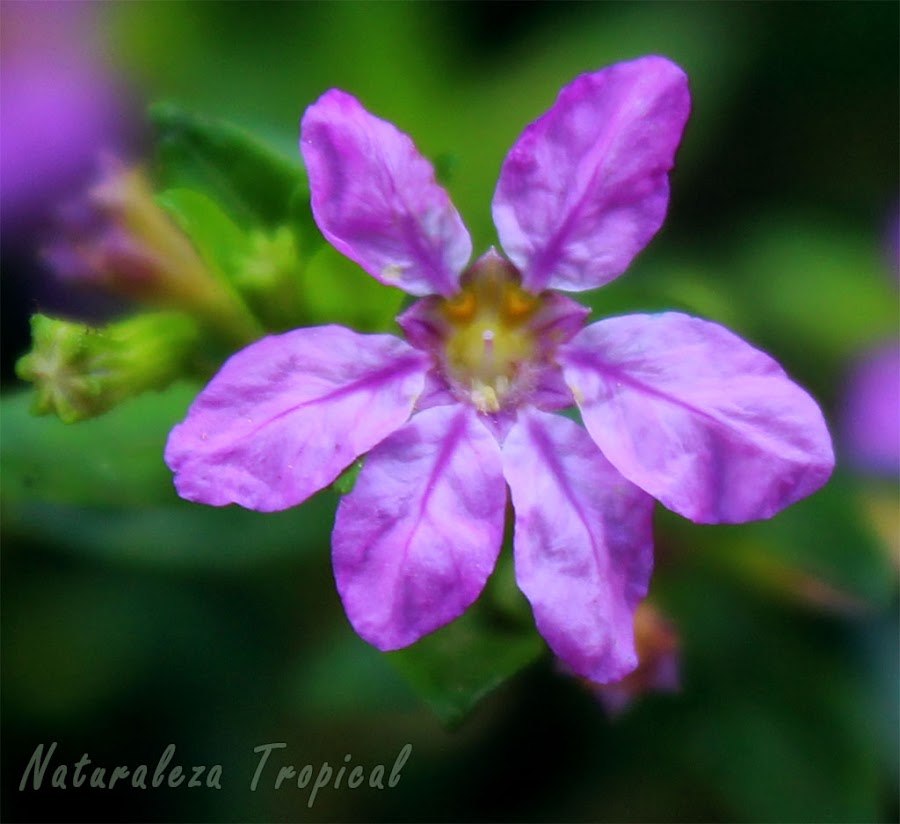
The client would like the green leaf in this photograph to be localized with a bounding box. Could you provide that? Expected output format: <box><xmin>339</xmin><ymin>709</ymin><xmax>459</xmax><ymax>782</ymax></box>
<box><xmin>659</xmin><ymin>566</ymin><xmax>887</xmax><ymax>824</ymax></box>
<box><xmin>156</xmin><ymin>188</ymin><xmax>250</xmax><ymax>282</ymax></box>
<box><xmin>4</xmin><ymin>496</ymin><xmax>334</xmax><ymax>572</ymax></box>
<box><xmin>302</xmin><ymin>243</ymin><xmax>405</xmax><ymax>332</ymax></box>
<box><xmin>149</xmin><ymin>101</ymin><xmax>309</xmax><ymax>231</ymax></box>
<box><xmin>1</xmin><ymin>384</ymin><xmax>336</xmax><ymax>569</ymax></box>
<box><xmin>733</xmin><ymin>473</ymin><xmax>897</xmax><ymax>608</ymax></box>
<box><xmin>657</xmin><ymin>472</ymin><xmax>897</xmax><ymax>610</ymax></box>
<box><xmin>158</xmin><ymin>188</ymin><xmax>317</xmax><ymax>332</ymax></box>
<box><xmin>331</xmin><ymin>459</ymin><xmax>363</xmax><ymax>495</ymax></box>
<box><xmin>432</xmin><ymin>152</ymin><xmax>459</xmax><ymax>186</ymax></box>
<box><xmin>3</xmin><ymin>573</ymin><xmax>213</xmax><ymax>720</ymax></box>
<box><xmin>1</xmin><ymin>386</ymin><xmax>196</xmax><ymax>508</ymax></box>
<box><xmin>688</xmin><ymin>693</ymin><xmax>881</xmax><ymax>823</ymax></box>
<box><xmin>731</xmin><ymin>219</ymin><xmax>898</xmax><ymax>377</ymax></box>
<box><xmin>388</xmin><ymin>601</ymin><xmax>544</xmax><ymax>727</ymax></box>
<box><xmin>288</xmin><ymin>632</ymin><xmax>417</xmax><ymax>718</ymax></box>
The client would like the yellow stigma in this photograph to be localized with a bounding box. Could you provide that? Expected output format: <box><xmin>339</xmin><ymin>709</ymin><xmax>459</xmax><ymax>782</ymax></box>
<box><xmin>439</xmin><ymin>256</ymin><xmax>540</xmax><ymax>413</ymax></box>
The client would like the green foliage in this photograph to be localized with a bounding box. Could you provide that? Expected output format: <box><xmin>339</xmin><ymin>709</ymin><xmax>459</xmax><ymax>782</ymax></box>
<box><xmin>289</xmin><ymin>633</ymin><xmax>418</xmax><ymax>718</ymax></box>
<box><xmin>156</xmin><ymin>188</ymin><xmax>249</xmax><ymax>283</ymax></box>
<box><xmin>731</xmin><ymin>219</ymin><xmax>898</xmax><ymax>393</ymax></box>
<box><xmin>659</xmin><ymin>563</ymin><xmax>889</xmax><ymax>824</ymax></box>
<box><xmin>151</xmin><ymin>111</ymin><xmax>402</xmax><ymax>334</ymax></box>
<box><xmin>302</xmin><ymin>244</ymin><xmax>405</xmax><ymax>333</ymax></box>
<box><xmin>2</xmin><ymin>386</ymin><xmax>194</xmax><ymax>507</ymax></box>
<box><xmin>733</xmin><ymin>474</ymin><xmax>895</xmax><ymax>608</ymax></box>
<box><xmin>5</xmin><ymin>498</ymin><xmax>334</xmax><ymax>571</ymax></box>
<box><xmin>150</xmin><ymin>101</ymin><xmax>309</xmax><ymax>231</ymax></box>
<box><xmin>659</xmin><ymin>473</ymin><xmax>896</xmax><ymax>611</ymax></box>
<box><xmin>331</xmin><ymin>459</ymin><xmax>364</xmax><ymax>495</ymax></box>
<box><xmin>1</xmin><ymin>387</ymin><xmax>335</xmax><ymax>569</ymax></box>
<box><xmin>157</xmin><ymin>188</ymin><xmax>308</xmax><ymax>331</ymax></box>
<box><xmin>389</xmin><ymin>602</ymin><xmax>544</xmax><ymax>728</ymax></box>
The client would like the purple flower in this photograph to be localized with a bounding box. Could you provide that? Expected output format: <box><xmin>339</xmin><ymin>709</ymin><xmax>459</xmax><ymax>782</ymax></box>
<box><xmin>841</xmin><ymin>343</ymin><xmax>900</xmax><ymax>476</ymax></box>
<box><xmin>839</xmin><ymin>211</ymin><xmax>900</xmax><ymax>477</ymax></box>
<box><xmin>0</xmin><ymin>1</ymin><xmax>126</xmax><ymax>228</ymax></box>
<box><xmin>166</xmin><ymin>57</ymin><xmax>834</xmax><ymax>682</ymax></box>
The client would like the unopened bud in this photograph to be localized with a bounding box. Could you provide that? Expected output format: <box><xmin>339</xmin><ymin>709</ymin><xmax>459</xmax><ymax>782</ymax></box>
<box><xmin>568</xmin><ymin>602</ymin><xmax>681</xmax><ymax>717</ymax></box>
<box><xmin>16</xmin><ymin>312</ymin><xmax>199</xmax><ymax>423</ymax></box>
<box><xmin>44</xmin><ymin>158</ymin><xmax>262</xmax><ymax>344</ymax></box>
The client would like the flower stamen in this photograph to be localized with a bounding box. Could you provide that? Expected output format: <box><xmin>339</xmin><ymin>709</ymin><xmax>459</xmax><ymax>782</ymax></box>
<box><xmin>482</xmin><ymin>329</ymin><xmax>496</xmax><ymax>368</ymax></box>
<box><xmin>434</xmin><ymin>252</ymin><xmax>546</xmax><ymax>412</ymax></box>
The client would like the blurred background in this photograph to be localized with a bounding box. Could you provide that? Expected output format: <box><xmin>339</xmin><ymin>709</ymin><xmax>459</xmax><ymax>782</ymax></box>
<box><xmin>2</xmin><ymin>1</ymin><xmax>898</xmax><ymax>821</ymax></box>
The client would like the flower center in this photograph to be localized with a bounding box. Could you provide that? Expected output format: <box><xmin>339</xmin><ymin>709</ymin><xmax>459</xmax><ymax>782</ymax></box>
<box><xmin>438</xmin><ymin>255</ymin><xmax>541</xmax><ymax>413</ymax></box>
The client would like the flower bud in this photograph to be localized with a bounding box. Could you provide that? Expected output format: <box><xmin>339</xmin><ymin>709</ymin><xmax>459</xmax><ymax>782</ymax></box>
<box><xmin>44</xmin><ymin>158</ymin><xmax>262</xmax><ymax>344</ymax></box>
<box><xmin>16</xmin><ymin>312</ymin><xmax>199</xmax><ymax>423</ymax></box>
<box><xmin>586</xmin><ymin>603</ymin><xmax>681</xmax><ymax>717</ymax></box>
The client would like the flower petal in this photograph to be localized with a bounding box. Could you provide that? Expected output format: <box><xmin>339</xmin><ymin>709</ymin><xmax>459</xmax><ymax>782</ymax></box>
<box><xmin>560</xmin><ymin>312</ymin><xmax>835</xmax><ymax>523</ymax></box>
<box><xmin>492</xmin><ymin>56</ymin><xmax>690</xmax><ymax>293</ymax></box>
<box><xmin>529</xmin><ymin>291</ymin><xmax>592</xmax><ymax>350</ymax></box>
<box><xmin>165</xmin><ymin>325</ymin><xmax>428</xmax><ymax>512</ymax></box>
<box><xmin>395</xmin><ymin>296</ymin><xmax>446</xmax><ymax>351</ymax></box>
<box><xmin>300</xmin><ymin>89</ymin><xmax>471</xmax><ymax>297</ymax></box>
<box><xmin>503</xmin><ymin>409</ymin><xmax>654</xmax><ymax>682</ymax></box>
<box><xmin>332</xmin><ymin>404</ymin><xmax>505</xmax><ymax>650</ymax></box>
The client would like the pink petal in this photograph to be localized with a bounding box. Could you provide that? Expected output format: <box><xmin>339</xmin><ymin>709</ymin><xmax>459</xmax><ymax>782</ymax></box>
<box><xmin>414</xmin><ymin>369</ymin><xmax>459</xmax><ymax>412</ymax></box>
<box><xmin>300</xmin><ymin>90</ymin><xmax>471</xmax><ymax>297</ymax></box>
<box><xmin>492</xmin><ymin>56</ymin><xmax>690</xmax><ymax>293</ymax></box>
<box><xmin>529</xmin><ymin>291</ymin><xmax>592</xmax><ymax>351</ymax></box>
<box><xmin>396</xmin><ymin>296</ymin><xmax>446</xmax><ymax>350</ymax></box>
<box><xmin>165</xmin><ymin>325</ymin><xmax>429</xmax><ymax>512</ymax></box>
<box><xmin>503</xmin><ymin>409</ymin><xmax>654</xmax><ymax>682</ymax></box>
<box><xmin>332</xmin><ymin>405</ymin><xmax>505</xmax><ymax>650</ymax></box>
<box><xmin>560</xmin><ymin>313</ymin><xmax>835</xmax><ymax>524</ymax></box>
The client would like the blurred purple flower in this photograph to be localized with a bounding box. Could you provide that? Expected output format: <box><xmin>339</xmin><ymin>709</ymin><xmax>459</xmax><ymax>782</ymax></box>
<box><xmin>40</xmin><ymin>158</ymin><xmax>263</xmax><ymax>344</ymax></box>
<box><xmin>0</xmin><ymin>1</ymin><xmax>125</xmax><ymax>228</ymax></box>
<box><xmin>44</xmin><ymin>159</ymin><xmax>206</xmax><ymax>301</ymax></box>
<box><xmin>841</xmin><ymin>344</ymin><xmax>900</xmax><ymax>476</ymax></box>
<box><xmin>166</xmin><ymin>57</ymin><xmax>834</xmax><ymax>682</ymax></box>
<box><xmin>840</xmin><ymin>210</ymin><xmax>900</xmax><ymax>478</ymax></box>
